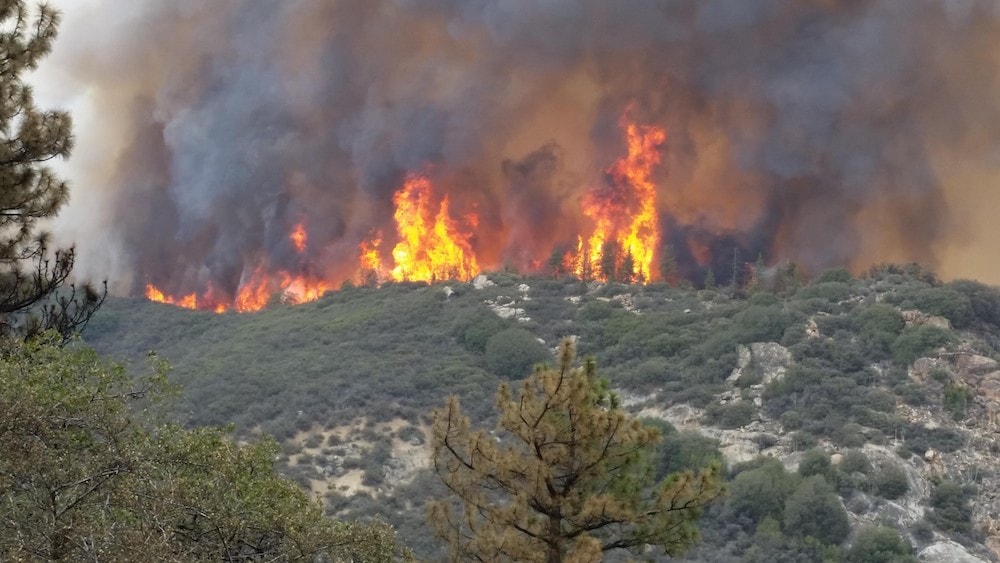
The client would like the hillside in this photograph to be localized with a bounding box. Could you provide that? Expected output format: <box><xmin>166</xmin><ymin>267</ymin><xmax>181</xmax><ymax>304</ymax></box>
<box><xmin>83</xmin><ymin>265</ymin><xmax>1000</xmax><ymax>561</ymax></box>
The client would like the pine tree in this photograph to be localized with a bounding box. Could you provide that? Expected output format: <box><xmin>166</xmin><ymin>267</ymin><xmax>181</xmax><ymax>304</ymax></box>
<box><xmin>659</xmin><ymin>243</ymin><xmax>679</xmax><ymax>286</ymax></box>
<box><xmin>0</xmin><ymin>336</ymin><xmax>408</xmax><ymax>561</ymax></box>
<box><xmin>429</xmin><ymin>340</ymin><xmax>722</xmax><ymax>562</ymax></box>
<box><xmin>0</xmin><ymin>3</ymin><xmax>103</xmax><ymax>342</ymax></box>
<box><xmin>704</xmin><ymin>268</ymin><xmax>716</xmax><ymax>290</ymax></box>
<box><xmin>599</xmin><ymin>240</ymin><xmax>619</xmax><ymax>282</ymax></box>
<box><xmin>748</xmin><ymin>253</ymin><xmax>766</xmax><ymax>293</ymax></box>
<box><xmin>619</xmin><ymin>251</ymin><xmax>635</xmax><ymax>284</ymax></box>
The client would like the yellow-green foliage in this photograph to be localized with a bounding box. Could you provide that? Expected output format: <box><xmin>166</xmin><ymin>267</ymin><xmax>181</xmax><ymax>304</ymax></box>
<box><xmin>429</xmin><ymin>339</ymin><xmax>722</xmax><ymax>562</ymax></box>
<box><xmin>0</xmin><ymin>336</ymin><xmax>408</xmax><ymax>562</ymax></box>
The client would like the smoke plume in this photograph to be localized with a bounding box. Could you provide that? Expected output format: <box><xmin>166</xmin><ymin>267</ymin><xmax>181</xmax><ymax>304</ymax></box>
<box><xmin>37</xmin><ymin>0</ymin><xmax>1000</xmax><ymax>297</ymax></box>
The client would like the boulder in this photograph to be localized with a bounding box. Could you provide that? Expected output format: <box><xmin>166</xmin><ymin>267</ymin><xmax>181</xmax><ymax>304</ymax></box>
<box><xmin>472</xmin><ymin>275</ymin><xmax>495</xmax><ymax>289</ymax></box>
<box><xmin>955</xmin><ymin>354</ymin><xmax>1000</xmax><ymax>377</ymax></box>
<box><xmin>918</xmin><ymin>541</ymin><xmax>989</xmax><ymax>563</ymax></box>
<box><xmin>902</xmin><ymin>310</ymin><xmax>952</xmax><ymax>330</ymax></box>
<box><xmin>728</xmin><ymin>342</ymin><xmax>793</xmax><ymax>385</ymax></box>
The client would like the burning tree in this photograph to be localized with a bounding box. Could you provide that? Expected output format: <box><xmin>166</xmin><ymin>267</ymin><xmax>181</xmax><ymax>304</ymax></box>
<box><xmin>0</xmin><ymin>2</ymin><xmax>103</xmax><ymax>340</ymax></box>
<box><xmin>429</xmin><ymin>339</ymin><xmax>722</xmax><ymax>562</ymax></box>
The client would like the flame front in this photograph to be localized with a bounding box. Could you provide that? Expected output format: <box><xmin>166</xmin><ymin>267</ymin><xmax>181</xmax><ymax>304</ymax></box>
<box><xmin>146</xmin><ymin>223</ymin><xmax>333</xmax><ymax>313</ymax></box>
<box><xmin>361</xmin><ymin>174</ymin><xmax>479</xmax><ymax>283</ymax></box>
<box><xmin>575</xmin><ymin>118</ymin><xmax>666</xmax><ymax>282</ymax></box>
<box><xmin>147</xmin><ymin>115</ymin><xmax>667</xmax><ymax>312</ymax></box>
<box><xmin>146</xmin><ymin>284</ymin><xmax>199</xmax><ymax>310</ymax></box>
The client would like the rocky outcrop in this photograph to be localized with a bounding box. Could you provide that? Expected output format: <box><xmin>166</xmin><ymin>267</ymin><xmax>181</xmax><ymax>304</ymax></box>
<box><xmin>727</xmin><ymin>342</ymin><xmax>793</xmax><ymax>386</ymax></box>
<box><xmin>918</xmin><ymin>541</ymin><xmax>989</xmax><ymax>563</ymax></box>
<box><xmin>902</xmin><ymin>310</ymin><xmax>952</xmax><ymax>330</ymax></box>
<box><xmin>472</xmin><ymin>274</ymin><xmax>495</xmax><ymax>289</ymax></box>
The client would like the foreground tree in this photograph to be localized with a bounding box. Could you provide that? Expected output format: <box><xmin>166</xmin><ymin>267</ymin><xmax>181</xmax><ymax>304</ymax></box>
<box><xmin>429</xmin><ymin>339</ymin><xmax>722</xmax><ymax>562</ymax></box>
<box><xmin>0</xmin><ymin>336</ymin><xmax>407</xmax><ymax>561</ymax></box>
<box><xmin>0</xmin><ymin>3</ymin><xmax>103</xmax><ymax>342</ymax></box>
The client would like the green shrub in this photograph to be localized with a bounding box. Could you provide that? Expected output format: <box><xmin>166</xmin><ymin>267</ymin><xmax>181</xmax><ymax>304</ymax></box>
<box><xmin>816</xmin><ymin>268</ymin><xmax>854</xmax><ymax>284</ymax></box>
<box><xmin>873</xmin><ymin>463</ymin><xmax>909</xmax><ymax>500</ymax></box>
<box><xmin>948</xmin><ymin>279</ymin><xmax>1000</xmax><ymax>328</ymax></box>
<box><xmin>906</xmin><ymin>287</ymin><xmax>973</xmax><ymax>328</ymax></box>
<box><xmin>705</xmin><ymin>400</ymin><xmax>755</xmax><ymax>429</ymax></box>
<box><xmin>484</xmin><ymin>328</ymin><xmax>550</xmax><ymax>378</ymax></box>
<box><xmin>728</xmin><ymin>458</ymin><xmax>800</xmax><ymax>524</ymax></box>
<box><xmin>653</xmin><ymin>429</ymin><xmax>723</xmax><ymax>480</ymax></box>
<box><xmin>926</xmin><ymin>480</ymin><xmax>976</xmax><ymax>536</ymax></box>
<box><xmin>797</xmin><ymin>448</ymin><xmax>833</xmax><ymax>481</ymax></box>
<box><xmin>795</xmin><ymin>282</ymin><xmax>852</xmax><ymax>303</ymax></box>
<box><xmin>943</xmin><ymin>384</ymin><xmax>975</xmax><ymax>420</ymax></box>
<box><xmin>788</xmin><ymin>430</ymin><xmax>816</xmax><ymax>451</ymax></box>
<box><xmin>458</xmin><ymin>313</ymin><xmax>509</xmax><ymax>353</ymax></box>
<box><xmin>846</xmin><ymin>526</ymin><xmax>916</xmax><ymax>563</ymax></box>
<box><xmin>854</xmin><ymin>303</ymin><xmax>905</xmax><ymax>336</ymax></box>
<box><xmin>783</xmin><ymin>475</ymin><xmax>850</xmax><ymax>545</ymax></box>
<box><xmin>891</xmin><ymin>325</ymin><xmax>953</xmax><ymax>365</ymax></box>
<box><xmin>576</xmin><ymin>300</ymin><xmax>615</xmax><ymax>321</ymax></box>
<box><xmin>838</xmin><ymin>450</ymin><xmax>872</xmax><ymax>476</ymax></box>
<box><xmin>733</xmin><ymin>305</ymin><xmax>795</xmax><ymax>343</ymax></box>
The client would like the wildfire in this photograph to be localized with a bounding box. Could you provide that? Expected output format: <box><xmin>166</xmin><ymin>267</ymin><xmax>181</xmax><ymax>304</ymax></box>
<box><xmin>145</xmin><ymin>284</ymin><xmax>199</xmax><ymax>310</ymax></box>
<box><xmin>145</xmin><ymin>223</ymin><xmax>333</xmax><ymax>313</ymax></box>
<box><xmin>574</xmin><ymin>118</ymin><xmax>666</xmax><ymax>282</ymax></box>
<box><xmin>360</xmin><ymin>174</ymin><xmax>479</xmax><ymax>283</ymax></box>
<box><xmin>145</xmin><ymin>111</ymin><xmax>671</xmax><ymax>313</ymax></box>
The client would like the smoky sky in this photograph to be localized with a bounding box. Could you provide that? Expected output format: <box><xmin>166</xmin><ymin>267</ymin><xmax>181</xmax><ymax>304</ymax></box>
<box><xmin>40</xmin><ymin>0</ymin><xmax>1000</xmax><ymax>293</ymax></box>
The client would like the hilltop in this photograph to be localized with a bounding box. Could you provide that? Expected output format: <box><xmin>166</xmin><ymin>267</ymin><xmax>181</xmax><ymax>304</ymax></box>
<box><xmin>83</xmin><ymin>265</ymin><xmax>1000</xmax><ymax>561</ymax></box>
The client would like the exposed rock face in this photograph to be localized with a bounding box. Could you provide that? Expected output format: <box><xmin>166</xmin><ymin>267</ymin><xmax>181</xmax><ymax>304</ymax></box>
<box><xmin>918</xmin><ymin>541</ymin><xmax>989</xmax><ymax>563</ymax></box>
<box><xmin>727</xmin><ymin>342</ymin><xmax>793</xmax><ymax>386</ymax></box>
<box><xmin>472</xmin><ymin>274</ymin><xmax>495</xmax><ymax>289</ymax></box>
<box><xmin>902</xmin><ymin>310</ymin><xmax>952</xmax><ymax>330</ymax></box>
<box><xmin>955</xmin><ymin>354</ymin><xmax>999</xmax><ymax>376</ymax></box>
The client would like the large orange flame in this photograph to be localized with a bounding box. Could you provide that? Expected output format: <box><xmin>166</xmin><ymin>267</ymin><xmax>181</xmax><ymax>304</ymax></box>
<box><xmin>146</xmin><ymin>112</ymin><xmax>669</xmax><ymax>313</ymax></box>
<box><xmin>360</xmin><ymin>174</ymin><xmax>479</xmax><ymax>283</ymax></box>
<box><xmin>574</xmin><ymin>118</ymin><xmax>665</xmax><ymax>282</ymax></box>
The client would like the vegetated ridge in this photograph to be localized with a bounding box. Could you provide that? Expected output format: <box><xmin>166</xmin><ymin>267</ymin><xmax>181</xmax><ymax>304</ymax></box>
<box><xmin>84</xmin><ymin>265</ymin><xmax>1000</xmax><ymax>561</ymax></box>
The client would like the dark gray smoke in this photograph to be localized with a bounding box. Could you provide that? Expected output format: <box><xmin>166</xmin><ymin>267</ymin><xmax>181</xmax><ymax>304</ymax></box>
<box><xmin>43</xmin><ymin>0</ymin><xmax>1000</xmax><ymax>296</ymax></box>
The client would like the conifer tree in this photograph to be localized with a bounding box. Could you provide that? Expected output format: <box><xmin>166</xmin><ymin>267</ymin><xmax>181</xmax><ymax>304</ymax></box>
<box><xmin>704</xmin><ymin>267</ymin><xmax>716</xmax><ymax>290</ymax></box>
<box><xmin>659</xmin><ymin>243</ymin><xmax>679</xmax><ymax>286</ymax></box>
<box><xmin>0</xmin><ymin>336</ymin><xmax>407</xmax><ymax>561</ymax></box>
<box><xmin>0</xmin><ymin>3</ymin><xmax>103</xmax><ymax>342</ymax></box>
<box><xmin>600</xmin><ymin>240</ymin><xmax>619</xmax><ymax>282</ymax></box>
<box><xmin>429</xmin><ymin>340</ymin><xmax>722</xmax><ymax>562</ymax></box>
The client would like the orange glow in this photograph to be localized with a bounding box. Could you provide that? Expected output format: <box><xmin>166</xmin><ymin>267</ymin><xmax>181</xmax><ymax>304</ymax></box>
<box><xmin>279</xmin><ymin>273</ymin><xmax>330</xmax><ymax>304</ymax></box>
<box><xmin>687</xmin><ymin>239</ymin><xmax>712</xmax><ymax>267</ymax></box>
<box><xmin>358</xmin><ymin>232</ymin><xmax>385</xmax><ymax>283</ymax></box>
<box><xmin>145</xmin><ymin>284</ymin><xmax>199</xmax><ymax>310</ymax></box>
<box><xmin>574</xmin><ymin>118</ymin><xmax>665</xmax><ymax>282</ymax></box>
<box><xmin>235</xmin><ymin>267</ymin><xmax>272</xmax><ymax>312</ymax></box>
<box><xmin>145</xmin><ymin>284</ymin><xmax>168</xmax><ymax>303</ymax></box>
<box><xmin>360</xmin><ymin>174</ymin><xmax>479</xmax><ymax>283</ymax></box>
<box><xmin>144</xmin><ymin>224</ymin><xmax>335</xmax><ymax>313</ymax></box>
<box><xmin>290</xmin><ymin>222</ymin><xmax>307</xmax><ymax>253</ymax></box>
<box><xmin>145</xmin><ymin>108</ymin><xmax>677</xmax><ymax>313</ymax></box>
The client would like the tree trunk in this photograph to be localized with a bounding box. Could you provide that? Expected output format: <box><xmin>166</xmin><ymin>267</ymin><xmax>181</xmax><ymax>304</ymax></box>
<box><xmin>548</xmin><ymin>515</ymin><xmax>562</xmax><ymax>563</ymax></box>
